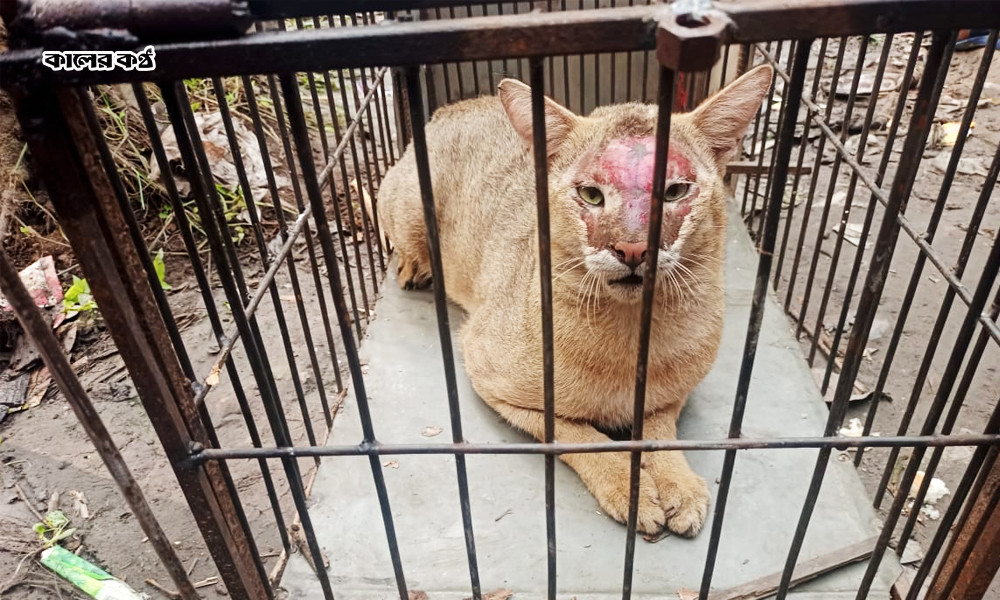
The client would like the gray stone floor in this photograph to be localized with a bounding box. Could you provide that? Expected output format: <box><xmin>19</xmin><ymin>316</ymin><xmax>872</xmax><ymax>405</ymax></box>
<box><xmin>280</xmin><ymin>202</ymin><xmax>899</xmax><ymax>599</ymax></box>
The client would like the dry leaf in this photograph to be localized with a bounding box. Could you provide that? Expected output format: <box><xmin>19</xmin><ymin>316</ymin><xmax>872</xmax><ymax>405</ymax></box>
<box><xmin>150</xmin><ymin>112</ymin><xmax>294</xmax><ymax>210</ymax></box>
<box><xmin>408</xmin><ymin>592</ymin><xmax>429</xmax><ymax>600</ymax></box>
<box><xmin>205</xmin><ymin>365</ymin><xmax>221</xmax><ymax>387</ymax></box>
<box><xmin>676</xmin><ymin>588</ymin><xmax>699</xmax><ymax>600</ymax></box>
<box><xmin>938</xmin><ymin>121</ymin><xmax>974</xmax><ymax>147</ymax></box>
<box><xmin>421</xmin><ymin>426</ymin><xmax>443</xmax><ymax>438</ymax></box>
<box><xmin>24</xmin><ymin>367</ymin><xmax>52</xmax><ymax>410</ymax></box>
<box><xmin>465</xmin><ymin>589</ymin><xmax>513</xmax><ymax>600</ymax></box>
<box><xmin>383</xmin><ymin>460</ymin><xmax>399</xmax><ymax>469</ymax></box>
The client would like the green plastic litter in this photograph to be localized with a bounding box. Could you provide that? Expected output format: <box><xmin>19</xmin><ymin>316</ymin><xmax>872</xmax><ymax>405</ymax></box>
<box><xmin>40</xmin><ymin>545</ymin><xmax>147</xmax><ymax>600</ymax></box>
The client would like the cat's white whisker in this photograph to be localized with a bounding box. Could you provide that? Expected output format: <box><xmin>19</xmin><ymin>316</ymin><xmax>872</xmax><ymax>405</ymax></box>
<box><xmin>673</xmin><ymin>262</ymin><xmax>698</xmax><ymax>296</ymax></box>
<box><xmin>552</xmin><ymin>258</ymin><xmax>588</xmax><ymax>283</ymax></box>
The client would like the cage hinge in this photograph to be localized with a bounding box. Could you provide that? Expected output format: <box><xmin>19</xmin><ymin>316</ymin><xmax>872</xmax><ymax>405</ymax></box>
<box><xmin>656</xmin><ymin>0</ymin><xmax>729</xmax><ymax>72</ymax></box>
<box><xmin>0</xmin><ymin>0</ymin><xmax>253</xmax><ymax>49</ymax></box>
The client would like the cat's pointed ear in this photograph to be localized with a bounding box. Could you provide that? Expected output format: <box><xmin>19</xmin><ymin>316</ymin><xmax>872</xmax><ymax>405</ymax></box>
<box><xmin>688</xmin><ymin>64</ymin><xmax>774</xmax><ymax>168</ymax></box>
<box><xmin>498</xmin><ymin>78</ymin><xmax>580</xmax><ymax>157</ymax></box>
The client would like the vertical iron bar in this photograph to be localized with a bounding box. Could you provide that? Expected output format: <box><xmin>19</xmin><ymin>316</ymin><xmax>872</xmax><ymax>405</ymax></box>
<box><xmin>774</xmin><ymin>37</ymin><xmax>829</xmax><ymax>295</ymax></box>
<box><xmin>332</xmin><ymin>36</ymin><xmax>377</xmax><ymax>316</ymax></box>
<box><xmin>279</xmin><ymin>72</ymin><xmax>409</xmax><ymax>598</ymax></box>
<box><xmin>243</xmin><ymin>72</ymin><xmax>345</xmax><ymax>402</ymax></box>
<box><xmin>312</xmin><ymin>65</ymin><xmax>369</xmax><ymax>342</ymax></box>
<box><xmin>792</xmin><ymin>36</ymin><xmax>848</xmax><ymax>340</ymax></box>
<box><xmin>83</xmin><ymin>91</ymin><xmax>196</xmax><ymax>381</ymax></box>
<box><xmin>863</xmin><ymin>31</ymin><xmax>993</xmax><ymax>484</ymax></box>
<box><xmin>754</xmin><ymin>40</ymin><xmax>797</xmax><ymax>240</ymax></box>
<box><xmin>85</xmin><ymin>84</ymin><xmax>272</xmax><ymax>595</ymax></box>
<box><xmin>262</xmin><ymin>63</ymin><xmax>366</xmax><ymax>341</ymax></box>
<box><xmin>170</xmin><ymin>82</ymin><xmax>298</xmax><ymax>453</ymax></box>
<box><xmin>857</xmin><ymin>133</ymin><xmax>1000</xmax><ymax>599</ymax></box>
<box><xmin>699</xmin><ymin>40</ymin><xmax>812</xmax><ymax>599</ymax></box>
<box><xmin>818</xmin><ymin>33</ymin><xmax>898</xmax><ymax>393</ymax></box>
<box><xmin>896</xmin><ymin>130</ymin><xmax>1000</xmax><ymax>555</ymax></box>
<box><xmin>132</xmin><ymin>83</ymin><xmax>291</xmax><ymax>551</ymax></box>
<box><xmin>804</xmin><ymin>35</ymin><xmax>871</xmax><ymax>367</ymax></box>
<box><xmin>738</xmin><ymin>41</ymin><xmax>772</xmax><ymax>221</ymax></box>
<box><xmin>547</xmin><ymin>0</ymin><xmax>555</xmax><ymax>97</ymax></box>
<box><xmin>469</xmin><ymin>4</ymin><xmax>483</xmax><ymax>96</ymax></box>
<box><xmin>898</xmin><ymin>286</ymin><xmax>1000</xmax><ymax>553</ymax></box>
<box><xmin>161</xmin><ymin>80</ymin><xmax>330</xmax><ymax>599</ymax></box>
<box><xmin>870</xmin><ymin>37</ymin><xmax>975</xmax><ymax>508</ymax></box>
<box><xmin>210</xmin><ymin>76</ymin><xmax>322</xmax><ymax>454</ymax></box>
<box><xmin>626</xmin><ymin>0</ymin><xmax>634</xmax><ymax>99</ymax></box>
<box><xmin>610</xmin><ymin>0</ymin><xmax>617</xmax><ymax>103</ymax></box>
<box><xmin>912</xmin><ymin>412</ymin><xmax>1000</xmax><ymax>596</ymax></box>
<box><xmin>400</xmin><ymin>65</ymin><xmax>482</xmax><ymax>600</ymax></box>
<box><xmin>528</xmin><ymin>57</ymin><xmax>558</xmax><ymax>600</ymax></box>
<box><xmin>621</xmin><ymin>65</ymin><xmax>673</xmax><ymax>600</ymax></box>
<box><xmin>354</xmin><ymin>67</ymin><xmax>390</xmax><ymax>271</ymax></box>
<box><xmin>782</xmin><ymin>35</ymin><xmax>833</xmax><ymax>313</ymax></box>
<box><xmin>775</xmin><ymin>32</ymin><xmax>951</xmax><ymax>600</ymax></box>
<box><xmin>926</xmin><ymin>447</ymin><xmax>1000</xmax><ymax>600</ymax></box>
<box><xmin>343</xmin><ymin>20</ymin><xmax>386</xmax><ymax>281</ymax></box>
<box><xmin>850</xmin><ymin>31</ymin><xmax>927</xmax><ymax>468</ymax></box>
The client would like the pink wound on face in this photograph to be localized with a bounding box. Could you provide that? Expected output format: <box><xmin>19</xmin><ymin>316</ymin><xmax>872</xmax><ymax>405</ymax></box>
<box><xmin>597</xmin><ymin>136</ymin><xmax>695</xmax><ymax>232</ymax></box>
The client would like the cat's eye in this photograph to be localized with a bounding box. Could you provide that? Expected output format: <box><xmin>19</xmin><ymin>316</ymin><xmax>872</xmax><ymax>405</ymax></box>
<box><xmin>578</xmin><ymin>186</ymin><xmax>604</xmax><ymax>206</ymax></box>
<box><xmin>664</xmin><ymin>182</ymin><xmax>691</xmax><ymax>203</ymax></box>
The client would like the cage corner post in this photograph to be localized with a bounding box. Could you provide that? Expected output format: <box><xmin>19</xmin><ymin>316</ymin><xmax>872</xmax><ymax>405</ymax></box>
<box><xmin>9</xmin><ymin>83</ymin><xmax>273</xmax><ymax>600</ymax></box>
<box><xmin>925</xmin><ymin>449</ymin><xmax>1000</xmax><ymax>600</ymax></box>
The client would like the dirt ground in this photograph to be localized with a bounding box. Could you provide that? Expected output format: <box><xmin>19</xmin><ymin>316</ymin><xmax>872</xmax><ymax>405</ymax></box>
<box><xmin>2</xmin><ymin>27</ymin><xmax>1000</xmax><ymax>600</ymax></box>
<box><xmin>740</xmin><ymin>34</ymin><xmax>1000</xmax><ymax>596</ymax></box>
<box><xmin>0</xmin><ymin>54</ymin><xmax>388</xmax><ymax>598</ymax></box>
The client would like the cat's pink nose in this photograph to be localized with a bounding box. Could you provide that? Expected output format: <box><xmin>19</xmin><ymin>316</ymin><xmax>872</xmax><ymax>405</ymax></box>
<box><xmin>612</xmin><ymin>242</ymin><xmax>647</xmax><ymax>269</ymax></box>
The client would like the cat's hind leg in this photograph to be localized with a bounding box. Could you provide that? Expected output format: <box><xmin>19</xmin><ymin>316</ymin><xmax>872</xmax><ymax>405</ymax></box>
<box><xmin>376</xmin><ymin>160</ymin><xmax>433</xmax><ymax>291</ymax></box>
<box><xmin>395</xmin><ymin>244</ymin><xmax>432</xmax><ymax>290</ymax></box>
<box><xmin>390</xmin><ymin>208</ymin><xmax>432</xmax><ymax>290</ymax></box>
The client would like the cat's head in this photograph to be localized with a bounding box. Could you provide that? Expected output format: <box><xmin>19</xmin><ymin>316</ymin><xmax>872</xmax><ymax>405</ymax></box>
<box><xmin>498</xmin><ymin>65</ymin><xmax>773</xmax><ymax>305</ymax></box>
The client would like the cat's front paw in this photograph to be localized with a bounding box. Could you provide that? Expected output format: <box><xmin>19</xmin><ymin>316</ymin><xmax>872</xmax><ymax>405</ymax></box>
<box><xmin>578</xmin><ymin>453</ymin><xmax>666</xmax><ymax>534</ymax></box>
<box><xmin>647</xmin><ymin>454</ymin><xmax>710</xmax><ymax>538</ymax></box>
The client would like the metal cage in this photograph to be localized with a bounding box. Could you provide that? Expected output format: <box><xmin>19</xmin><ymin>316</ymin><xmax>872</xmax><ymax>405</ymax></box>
<box><xmin>1</xmin><ymin>1</ymin><xmax>1000</xmax><ymax>599</ymax></box>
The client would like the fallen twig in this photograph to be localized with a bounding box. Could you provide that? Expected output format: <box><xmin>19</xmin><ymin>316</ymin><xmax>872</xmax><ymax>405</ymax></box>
<box><xmin>13</xmin><ymin>482</ymin><xmax>46</xmax><ymax>523</ymax></box>
<box><xmin>145</xmin><ymin>577</ymin><xmax>181</xmax><ymax>599</ymax></box>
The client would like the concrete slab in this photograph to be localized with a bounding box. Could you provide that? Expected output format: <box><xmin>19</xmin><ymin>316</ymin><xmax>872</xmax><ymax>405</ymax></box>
<box><xmin>281</xmin><ymin>201</ymin><xmax>899</xmax><ymax>599</ymax></box>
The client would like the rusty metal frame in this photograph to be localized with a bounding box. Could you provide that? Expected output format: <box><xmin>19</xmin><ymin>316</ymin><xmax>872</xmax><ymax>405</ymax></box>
<box><xmin>2</xmin><ymin>1</ymin><xmax>1000</xmax><ymax>87</ymax></box>
<box><xmin>6</xmin><ymin>83</ymin><xmax>272</xmax><ymax>600</ymax></box>
<box><xmin>4</xmin><ymin>2</ymin><xmax>1000</xmax><ymax>599</ymax></box>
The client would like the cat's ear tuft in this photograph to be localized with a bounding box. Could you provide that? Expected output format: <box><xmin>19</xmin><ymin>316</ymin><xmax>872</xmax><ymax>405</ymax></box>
<box><xmin>498</xmin><ymin>78</ymin><xmax>580</xmax><ymax>157</ymax></box>
<box><xmin>689</xmin><ymin>64</ymin><xmax>774</xmax><ymax>168</ymax></box>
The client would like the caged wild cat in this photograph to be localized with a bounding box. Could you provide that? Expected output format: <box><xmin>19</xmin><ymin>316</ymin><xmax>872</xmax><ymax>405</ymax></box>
<box><xmin>376</xmin><ymin>65</ymin><xmax>774</xmax><ymax>537</ymax></box>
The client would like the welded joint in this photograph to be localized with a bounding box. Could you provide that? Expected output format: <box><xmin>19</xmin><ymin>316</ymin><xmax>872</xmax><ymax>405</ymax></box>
<box><xmin>656</xmin><ymin>5</ymin><xmax>730</xmax><ymax>72</ymax></box>
<box><xmin>1</xmin><ymin>0</ymin><xmax>252</xmax><ymax>48</ymax></box>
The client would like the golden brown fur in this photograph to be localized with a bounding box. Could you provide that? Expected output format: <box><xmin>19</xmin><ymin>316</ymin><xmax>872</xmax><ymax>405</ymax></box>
<box><xmin>376</xmin><ymin>66</ymin><xmax>774</xmax><ymax>536</ymax></box>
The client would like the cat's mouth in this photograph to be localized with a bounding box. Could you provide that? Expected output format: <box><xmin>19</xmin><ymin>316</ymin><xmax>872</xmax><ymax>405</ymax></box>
<box><xmin>609</xmin><ymin>273</ymin><xmax>644</xmax><ymax>287</ymax></box>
